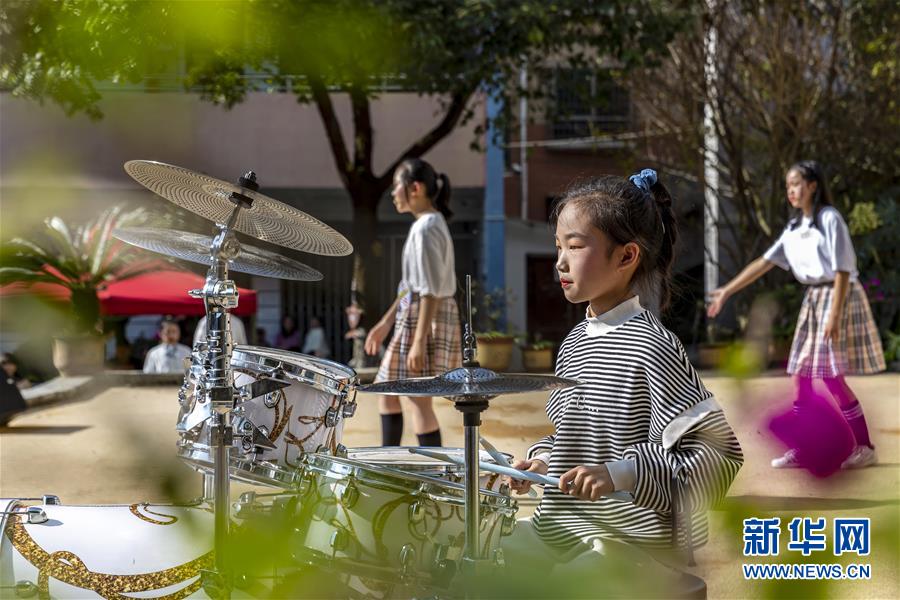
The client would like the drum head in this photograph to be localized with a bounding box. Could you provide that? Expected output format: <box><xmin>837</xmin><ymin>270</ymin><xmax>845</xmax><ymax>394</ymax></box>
<box><xmin>347</xmin><ymin>447</ymin><xmax>509</xmax><ymax>473</ymax></box>
<box><xmin>303</xmin><ymin>453</ymin><xmax>516</xmax><ymax>510</ymax></box>
<box><xmin>231</xmin><ymin>346</ymin><xmax>357</xmax><ymax>396</ymax></box>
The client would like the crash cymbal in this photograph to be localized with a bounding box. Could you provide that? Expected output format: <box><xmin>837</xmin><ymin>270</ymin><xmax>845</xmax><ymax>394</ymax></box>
<box><xmin>123</xmin><ymin>160</ymin><xmax>353</xmax><ymax>256</ymax></box>
<box><xmin>113</xmin><ymin>227</ymin><xmax>323</xmax><ymax>281</ymax></box>
<box><xmin>356</xmin><ymin>367</ymin><xmax>578</xmax><ymax>399</ymax></box>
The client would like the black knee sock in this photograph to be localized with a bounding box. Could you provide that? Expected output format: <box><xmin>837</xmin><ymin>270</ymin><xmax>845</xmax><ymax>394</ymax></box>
<box><xmin>841</xmin><ymin>401</ymin><xmax>873</xmax><ymax>449</ymax></box>
<box><xmin>824</xmin><ymin>377</ymin><xmax>873</xmax><ymax>449</ymax></box>
<box><xmin>416</xmin><ymin>428</ymin><xmax>442</xmax><ymax>447</ymax></box>
<box><xmin>381</xmin><ymin>413</ymin><xmax>403</xmax><ymax>446</ymax></box>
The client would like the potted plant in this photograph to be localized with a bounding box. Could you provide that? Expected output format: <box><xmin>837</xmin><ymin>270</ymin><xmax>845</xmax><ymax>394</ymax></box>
<box><xmin>520</xmin><ymin>335</ymin><xmax>554</xmax><ymax>373</ymax></box>
<box><xmin>0</xmin><ymin>206</ymin><xmax>159</xmax><ymax>376</ymax></box>
<box><xmin>472</xmin><ymin>285</ymin><xmax>517</xmax><ymax>371</ymax></box>
<box><xmin>883</xmin><ymin>330</ymin><xmax>900</xmax><ymax>372</ymax></box>
<box><xmin>697</xmin><ymin>318</ymin><xmax>733</xmax><ymax>370</ymax></box>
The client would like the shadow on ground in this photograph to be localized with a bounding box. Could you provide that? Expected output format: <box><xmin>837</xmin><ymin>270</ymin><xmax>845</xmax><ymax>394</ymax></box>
<box><xmin>722</xmin><ymin>495</ymin><xmax>900</xmax><ymax>511</ymax></box>
<box><xmin>0</xmin><ymin>425</ymin><xmax>91</xmax><ymax>434</ymax></box>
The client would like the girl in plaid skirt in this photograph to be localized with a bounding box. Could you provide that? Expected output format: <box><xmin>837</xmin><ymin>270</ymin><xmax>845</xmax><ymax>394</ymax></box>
<box><xmin>708</xmin><ymin>161</ymin><xmax>885</xmax><ymax>470</ymax></box>
<box><xmin>364</xmin><ymin>159</ymin><xmax>461</xmax><ymax>447</ymax></box>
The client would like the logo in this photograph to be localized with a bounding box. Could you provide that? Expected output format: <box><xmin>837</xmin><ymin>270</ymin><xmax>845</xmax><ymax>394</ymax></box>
<box><xmin>741</xmin><ymin>516</ymin><xmax>872</xmax><ymax>580</ymax></box>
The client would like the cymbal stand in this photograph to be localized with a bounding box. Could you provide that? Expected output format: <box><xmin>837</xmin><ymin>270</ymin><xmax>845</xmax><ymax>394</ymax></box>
<box><xmin>451</xmin><ymin>276</ymin><xmax>499</xmax><ymax>575</ymax></box>
<box><xmin>191</xmin><ymin>170</ymin><xmax>258</xmax><ymax>599</ymax></box>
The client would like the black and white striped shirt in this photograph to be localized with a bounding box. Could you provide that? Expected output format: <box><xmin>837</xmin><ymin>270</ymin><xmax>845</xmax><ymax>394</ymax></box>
<box><xmin>528</xmin><ymin>296</ymin><xmax>743</xmax><ymax>549</ymax></box>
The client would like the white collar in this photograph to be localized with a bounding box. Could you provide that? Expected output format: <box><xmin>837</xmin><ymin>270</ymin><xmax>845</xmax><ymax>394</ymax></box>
<box><xmin>585</xmin><ymin>295</ymin><xmax>645</xmax><ymax>337</ymax></box>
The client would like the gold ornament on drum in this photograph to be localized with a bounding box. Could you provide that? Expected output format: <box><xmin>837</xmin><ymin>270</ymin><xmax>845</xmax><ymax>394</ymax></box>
<box><xmin>5</xmin><ymin>514</ymin><xmax>213</xmax><ymax>600</ymax></box>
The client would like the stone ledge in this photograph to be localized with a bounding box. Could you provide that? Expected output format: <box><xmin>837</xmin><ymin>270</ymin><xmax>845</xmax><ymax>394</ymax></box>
<box><xmin>21</xmin><ymin>376</ymin><xmax>101</xmax><ymax>409</ymax></box>
<box><xmin>20</xmin><ymin>371</ymin><xmax>183</xmax><ymax>411</ymax></box>
<box><xmin>102</xmin><ymin>371</ymin><xmax>184</xmax><ymax>387</ymax></box>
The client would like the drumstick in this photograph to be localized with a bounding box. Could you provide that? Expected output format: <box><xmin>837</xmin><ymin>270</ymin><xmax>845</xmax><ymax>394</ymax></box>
<box><xmin>479</xmin><ymin>436</ymin><xmax>514</xmax><ymax>468</ymax></box>
<box><xmin>478</xmin><ymin>438</ymin><xmax>633</xmax><ymax>502</ymax></box>
<box><xmin>411</xmin><ymin>447</ymin><xmax>560</xmax><ymax>486</ymax></box>
<box><xmin>408</xmin><ymin>448</ymin><xmax>630</xmax><ymax>501</ymax></box>
<box><xmin>478</xmin><ymin>436</ymin><xmax>539</xmax><ymax>498</ymax></box>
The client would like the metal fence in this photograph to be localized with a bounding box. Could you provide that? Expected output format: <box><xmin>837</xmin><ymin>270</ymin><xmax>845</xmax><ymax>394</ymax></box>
<box><xmin>281</xmin><ymin>227</ymin><xmax>479</xmax><ymax>365</ymax></box>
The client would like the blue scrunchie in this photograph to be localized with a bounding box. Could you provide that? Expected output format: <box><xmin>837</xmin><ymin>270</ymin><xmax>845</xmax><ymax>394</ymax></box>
<box><xmin>629</xmin><ymin>168</ymin><xmax>657</xmax><ymax>194</ymax></box>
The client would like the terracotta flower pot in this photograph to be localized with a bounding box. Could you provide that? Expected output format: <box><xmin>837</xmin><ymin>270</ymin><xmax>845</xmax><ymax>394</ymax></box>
<box><xmin>52</xmin><ymin>336</ymin><xmax>106</xmax><ymax>376</ymax></box>
<box><xmin>697</xmin><ymin>342</ymin><xmax>729</xmax><ymax>370</ymax></box>
<box><xmin>522</xmin><ymin>348</ymin><xmax>554</xmax><ymax>373</ymax></box>
<box><xmin>475</xmin><ymin>336</ymin><xmax>515</xmax><ymax>371</ymax></box>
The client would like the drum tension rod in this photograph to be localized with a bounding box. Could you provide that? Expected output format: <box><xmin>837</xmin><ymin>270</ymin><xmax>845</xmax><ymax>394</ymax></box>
<box><xmin>0</xmin><ymin>506</ymin><xmax>49</xmax><ymax>525</ymax></box>
<box><xmin>9</xmin><ymin>495</ymin><xmax>60</xmax><ymax>505</ymax></box>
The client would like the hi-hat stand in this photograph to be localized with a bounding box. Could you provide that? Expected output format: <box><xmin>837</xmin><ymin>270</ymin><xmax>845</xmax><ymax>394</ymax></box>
<box><xmin>454</xmin><ymin>276</ymin><xmax>494</xmax><ymax>572</ymax></box>
<box><xmin>189</xmin><ymin>171</ymin><xmax>258</xmax><ymax>599</ymax></box>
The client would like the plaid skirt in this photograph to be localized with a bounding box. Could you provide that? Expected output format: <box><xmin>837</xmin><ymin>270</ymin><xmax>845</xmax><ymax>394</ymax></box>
<box><xmin>787</xmin><ymin>281</ymin><xmax>885</xmax><ymax>378</ymax></box>
<box><xmin>375</xmin><ymin>294</ymin><xmax>462</xmax><ymax>382</ymax></box>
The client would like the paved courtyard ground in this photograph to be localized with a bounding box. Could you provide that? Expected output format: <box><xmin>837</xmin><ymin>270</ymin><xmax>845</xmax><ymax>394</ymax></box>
<box><xmin>1</xmin><ymin>372</ymin><xmax>897</xmax><ymax>598</ymax></box>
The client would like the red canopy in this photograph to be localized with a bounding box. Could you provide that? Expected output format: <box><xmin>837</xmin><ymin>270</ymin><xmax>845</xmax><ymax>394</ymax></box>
<box><xmin>1</xmin><ymin>270</ymin><xmax>257</xmax><ymax>317</ymax></box>
<box><xmin>0</xmin><ymin>281</ymin><xmax>71</xmax><ymax>303</ymax></box>
<box><xmin>99</xmin><ymin>270</ymin><xmax>257</xmax><ymax>317</ymax></box>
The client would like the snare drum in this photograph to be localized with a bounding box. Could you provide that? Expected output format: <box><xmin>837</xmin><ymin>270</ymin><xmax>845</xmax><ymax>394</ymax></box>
<box><xmin>291</xmin><ymin>453</ymin><xmax>518</xmax><ymax>586</ymax></box>
<box><xmin>346</xmin><ymin>447</ymin><xmax>512</xmax><ymax>492</ymax></box>
<box><xmin>177</xmin><ymin>346</ymin><xmax>357</xmax><ymax>489</ymax></box>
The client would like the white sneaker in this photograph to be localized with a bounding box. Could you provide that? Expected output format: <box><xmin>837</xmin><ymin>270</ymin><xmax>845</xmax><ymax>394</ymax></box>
<box><xmin>771</xmin><ymin>449</ymin><xmax>802</xmax><ymax>468</ymax></box>
<box><xmin>841</xmin><ymin>446</ymin><xmax>877</xmax><ymax>469</ymax></box>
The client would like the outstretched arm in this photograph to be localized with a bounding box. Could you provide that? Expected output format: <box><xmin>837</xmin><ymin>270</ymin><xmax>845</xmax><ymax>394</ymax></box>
<box><xmin>707</xmin><ymin>257</ymin><xmax>776</xmax><ymax>317</ymax></box>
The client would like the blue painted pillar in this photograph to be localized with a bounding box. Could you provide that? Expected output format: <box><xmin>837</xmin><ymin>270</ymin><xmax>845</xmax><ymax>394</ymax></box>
<box><xmin>483</xmin><ymin>88</ymin><xmax>506</xmax><ymax>328</ymax></box>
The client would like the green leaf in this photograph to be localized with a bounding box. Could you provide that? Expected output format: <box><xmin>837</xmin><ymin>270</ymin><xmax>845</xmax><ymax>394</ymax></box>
<box><xmin>42</xmin><ymin>215</ymin><xmax>82</xmax><ymax>267</ymax></box>
<box><xmin>0</xmin><ymin>267</ymin><xmax>61</xmax><ymax>286</ymax></box>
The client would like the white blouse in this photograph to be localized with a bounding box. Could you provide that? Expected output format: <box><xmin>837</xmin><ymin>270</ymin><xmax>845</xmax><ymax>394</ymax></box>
<box><xmin>143</xmin><ymin>343</ymin><xmax>191</xmax><ymax>374</ymax></box>
<box><xmin>763</xmin><ymin>206</ymin><xmax>858</xmax><ymax>284</ymax></box>
<box><xmin>401</xmin><ymin>212</ymin><xmax>456</xmax><ymax>298</ymax></box>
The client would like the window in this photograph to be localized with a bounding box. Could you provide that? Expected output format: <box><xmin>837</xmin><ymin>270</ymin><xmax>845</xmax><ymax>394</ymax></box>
<box><xmin>551</xmin><ymin>68</ymin><xmax>631</xmax><ymax>139</ymax></box>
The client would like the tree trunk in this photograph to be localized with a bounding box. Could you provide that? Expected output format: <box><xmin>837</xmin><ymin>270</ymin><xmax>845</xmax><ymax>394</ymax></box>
<box><xmin>349</xmin><ymin>193</ymin><xmax>381</xmax><ymax>322</ymax></box>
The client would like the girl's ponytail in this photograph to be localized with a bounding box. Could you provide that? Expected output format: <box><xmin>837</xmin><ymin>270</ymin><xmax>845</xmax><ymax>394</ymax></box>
<box><xmin>434</xmin><ymin>173</ymin><xmax>453</xmax><ymax>220</ymax></box>
<box><xmin>650</xmin><ymin>180</ymin><xmax>678</xmax><ymax>309</ymax></box>
<box><xmin>649</xmin><ymin>179</ymin><xmax>677</xmax><ymax>311</ymax></box>
<box><xmin>396</xmin><ymin>158</ymin><xmax>453</xmax><ymax>220</ymax></box>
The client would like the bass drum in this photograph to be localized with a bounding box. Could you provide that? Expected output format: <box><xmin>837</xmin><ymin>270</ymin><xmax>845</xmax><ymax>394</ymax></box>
<box><xmin>0</xmin><ymin>499</ymin><xmax>215</xmax><ymax>599</ymax></box>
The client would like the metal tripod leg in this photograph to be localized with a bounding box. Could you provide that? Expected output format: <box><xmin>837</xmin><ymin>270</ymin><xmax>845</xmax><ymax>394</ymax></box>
<box><xmin>199</xmin><ymin>412</ymin><xmax>232</xmax><ymax>600</ymax></box>
<box><xmin>464</xmin><ymin>417</ymin><xmax>481</xmax><ymax>561</ymax></box>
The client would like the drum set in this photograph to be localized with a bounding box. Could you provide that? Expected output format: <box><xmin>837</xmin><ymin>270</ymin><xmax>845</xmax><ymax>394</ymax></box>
<box><xmin>0</xmin><ymin>161</ymin><xmax>589</xmax><ymax>599</ymax></box>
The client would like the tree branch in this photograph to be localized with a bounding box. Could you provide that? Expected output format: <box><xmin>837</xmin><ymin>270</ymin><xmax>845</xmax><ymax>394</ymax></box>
<box><xmin>308</xmin><ymin>75</ymin><xmax>353</xmax><ymax>190</ymax></box>
<box><xmin>376</xmin><ymin>90</ymin><xmax>475</xmax><ymax>189</ymax></box>
<box><xmin>349</xmin><ymin>83</ymin><xmax>373</xmax><ymax>179</ymax></box>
